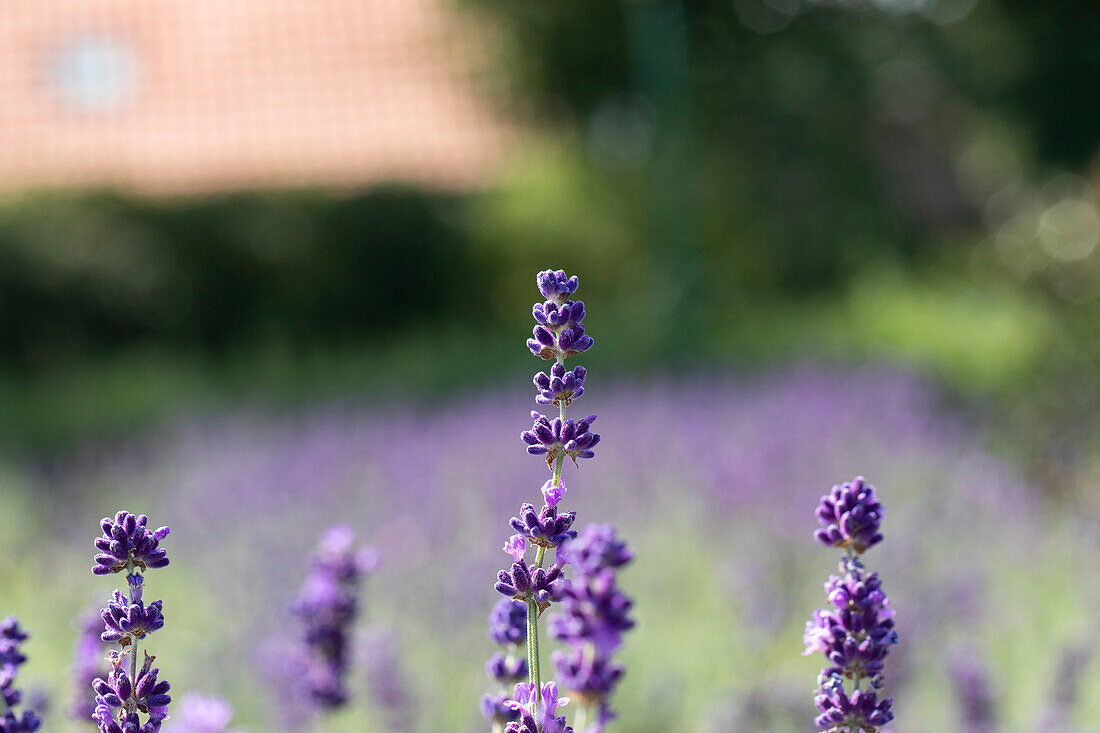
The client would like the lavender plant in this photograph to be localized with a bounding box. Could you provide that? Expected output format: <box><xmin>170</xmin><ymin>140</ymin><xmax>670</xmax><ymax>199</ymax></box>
<box><xmin>488</xmin><ymin>268</ymin><xmax>636</xmax><ymax>733</ymax></box>
<box><xmin>71</xmin><ymin>609</ymin><xmax>109</xmax><ymax>725</ymax></box>
<box><xmin>165</xmin><ymin>694</ymin><xmax>243</xmax><ymax>733</ymax></box>
<box><xmin>550</xmin><ymin>524</ymin><xmax>634</xmax><ymax>733</ymax></box>
<box><xmin>0</xmin><ymin>617</ymin><xmax>42</xmax><ymax>732</ymax></box>
<box><xmin>803</xmin><ymin>477</ymin><xmax>897</xmax><ymax>732</ymax></box>
<box><xmin>90</xmin><ymin>511</ymin><xmax>173</xmax><ymax>733</ymax></box>
<box><xmin>290</xmin><ymin>525</ymin><xmax>378</xmax><ymax>712</ymax></box>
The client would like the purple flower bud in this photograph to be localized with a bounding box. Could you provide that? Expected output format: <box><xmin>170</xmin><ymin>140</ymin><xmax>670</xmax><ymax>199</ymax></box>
<box><xmin>534</xmin><ymin>364</ymin><xmax>588</xmax><ymax>406</ymax></box>
<box><xmin>99</xmin><ymin>591</ymin><xmax>165</xmax><ymax>643</ymax></box>
<box><xmin>549</xmin><ymin>526</ymin><xmax>635</xmax><ymax>723</ymax></box>
<box><xmin>170</xmin><ymin>693</ymin><xmax>242</xmax><ymax>733</ymax></box>
<box><xmin>487</xmin><ymin>652</ymin><xmax>529</xmax><ymax>686</ymax></box>
<box><xmin>509</xmin><ymin>502</ymin><xmax>578</xmax><ymax>549</ymax></box>
<box><xmin>91</xmin><ymin>512</ymin><xmax>171</xmax><ymax>575</ymax></box>
<box><xmin>813</xmin><ymin>674</ymin><xmax>894</xmax><ymax>730</ymax></box>
<box><xmin>813</xmin><ymin>477</ymin><xmax>884</xmax><ymax>554</ymax></box>
<box><xmin>536</xmin><ymin>270</ymin><xmax>579</xmax><ymax>304</ymax></box>
<box><xmin>481</xmin><ymin>692</ymin><xmax>521</xmax><ymax>725</ymax></box>
<box><xmin>92</xmin><ymin>653</ymin><xmax>172</xmax><ymax>729</ymax></box>
<box><xmin>488</xmin><ymin>599</ymin><xmax>528</xmax><ymax>647</ymax></box>
<box><xmin>541</xmin><ymin>479</ymin><xmax>567</xmax><ymax>509</ymax></box>
<box><xmin>560</xmin><ymin>524</ymin><xmax>634</xmax><ymax>577</ymax></box>
<box><xmin>506</xmin><ymin>682</ymin><xmax>573</xmax><ymax>733</ymax></box>
<box><xmin>521</xmin><ymin>413</ymin><xmax>600</xmax><ymax>467</ymax></box>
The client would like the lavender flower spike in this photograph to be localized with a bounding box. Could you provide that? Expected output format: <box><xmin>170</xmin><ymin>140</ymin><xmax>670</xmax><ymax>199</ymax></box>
<box><xmin>551</xmin><ymin>525</ymin><xmax>635</xmax><ymax>731</ymax></box>
<box><xmin>491</xmin><ymin>267</ymin><xmax>629</xmax><ymax>730</ymax></box>
<box><xmin>290</xmin><ymin>525</ymin><xmax>378</xmax><ymax>711</ymax></box>
<box><xmin>804</xmin><ymin>479</ymin><xmax>896</xmax><ymax>732</ymax></box>
<box><xmin>90</xmin><ymin>511</ymin><xmax>172</xmax><ymax>733</ymax></box>
<box><xmin>0</xmin><ymin>617</ymin><xmax>42</xmax><ymax>732</ymax></box>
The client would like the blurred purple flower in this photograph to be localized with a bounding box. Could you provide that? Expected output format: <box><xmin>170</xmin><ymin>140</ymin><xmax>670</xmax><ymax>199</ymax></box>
<box><xmin>361</xmin><ymin>628</ymin><xmax>414</xmax><ymax>732</ymax></box>
<box><xmin>165</xmin><ymin>693</ymin><xmax>243</xmax><ymax>733</ymax></box>
<box><xmin>290</xmin><ymin>525</ymin><xmax>377</xmax><ymax>710</ymax></box>
<box><xmin>70</xmin><ymin>609</ymin><xmax>108</xmax><ymax>724</ymax></box>
<box><xmin>46</xmin><ymin>361</ymin><xmax>1052</xmax><ymax>730</ymax></box>
<box><xmin>0</xmin><ymin>617</ymin><xmax>41</xmax><ymax>733</ymax></box>
<box><xmin>948</xmin><ymin>651</ymin><xmax>996</xmax><ymax>733</ymax></box>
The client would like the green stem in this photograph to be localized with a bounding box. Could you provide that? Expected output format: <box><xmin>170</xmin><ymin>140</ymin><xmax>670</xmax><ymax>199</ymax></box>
<box><xmin>574</xmin><ymin>702</ymin><xmax>592</xmax><ymax>733</ymax></box>
<box><xmin>130</xmin><ymin>638</ymin><xmax>139</xmax><ymax>688</ymax></box>
<box><xmin>526</xmin><ymin>592</ymin><xmax>542</xmax><ymax>716</ymax></box>
<box><xmin>127</xmin><ymin>563</ymin><xmax>140</xmax><ymax>693</ymax></box>
<box><xmin>526</xmin><ymin>357</ymin><xmax>568</xmax><ymax>725</ymax></box>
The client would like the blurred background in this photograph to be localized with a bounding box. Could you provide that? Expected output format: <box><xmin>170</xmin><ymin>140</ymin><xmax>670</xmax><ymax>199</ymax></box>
<box><xmin>0</xmin><ymin>0</ymin><xmax>1098</xmax><ymax>731</ymax></box>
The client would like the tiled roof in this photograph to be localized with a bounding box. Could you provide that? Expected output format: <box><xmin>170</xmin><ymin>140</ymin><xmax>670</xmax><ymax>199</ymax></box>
<box><xmin>0</xmin><ymin>0</ymin><xmax>513</xmax><ymax>193</ymax></box>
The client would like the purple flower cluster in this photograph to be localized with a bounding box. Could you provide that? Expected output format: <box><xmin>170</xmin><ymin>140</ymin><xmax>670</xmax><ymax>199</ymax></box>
<box><xmin>92</xmin><ymin>513</ymin><xmax>170</xmax><ymax>576</ymax></box>
<box><xmin>509</xmin><ymin>487</ymin><xmax>578</xmax><ymax>549</ymax></box>
<box><xmin>489</xmin><ymin>267</ymin><xmax>635</xmax><ymax>732</ymax></box>
<box><xmin>0</xmin><ymin>617</ymin><xmax>41</xmax><ymax>733</ymax></box>
<box><xmin>290</xmin><ymin>525</ymin><xmax>378</xmax><ymax>710</ymax></box>
<box><xmin>101</xmin><ymin>591</ymin><xmax>165</xmax><ymax>644</ymax></box>
<box><xmin>480</xmin><ymin>599</ymin><xmax>529</xmax><ymax>728</ymax></box>
<box><xmin>503</xmin><ymin>682</ymin><xmax>573</xmax><ymax>733</ymax></box>
<box><xmin>814</xmin><ymin>478</ymin><xmax>884</xmax><ymax>554</ymax></box>
<box><xmin>550</xmin><ymin>525</ymin><xmax>634</xmax><ymax>731</ymax></box>
<box><xmin>804</xmin><ymin>479</ymin><xmax>896</xmax><ymax>732</ymax></box>
<box><xmin>534</xmin><ymin>364</ymin><xmax>587</xmax><ymax>406</ymax></box>
<box><xmin>90</xmin><ymin>511</ymin><xmax>172</xmax><ymax>733</ymax></box>
<box><xmin>361</xmin><ymin>629</ymin><xmax>413</xmax><ymax>732</ymax></box>
<box><xmin>495</xmin><ymin>555</ymin><xmax>567</xmax><ymax>612</ymax></box>
<box><xmin>70</xmin><ymin>610</ymin><xmax>108</xmax><ymax>723</ymax></box>
<box><xmin>948</xmin><ymin>653</ymin><xmax>996</xmax><ymax>733</ymax></box>
<box><xmin>165</xmin><ymin>694</ymin><xmax>242</xmax><ymax>733</ymax></box>
<box><xmin>522</xmin><ymin>413</ymin><xmax>600</xmax><ymax>468</ymax></box>
<box><xmin>526</xmin><ymin>269</ymin><xmax>592</xmax><ymax>361</ymax></box>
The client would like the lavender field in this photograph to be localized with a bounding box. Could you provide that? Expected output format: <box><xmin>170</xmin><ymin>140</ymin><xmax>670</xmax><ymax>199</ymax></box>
<box><xmin>2</xmin><ymin>363</ymin><xmax>1096</xmax><ymax>732</ymax></box>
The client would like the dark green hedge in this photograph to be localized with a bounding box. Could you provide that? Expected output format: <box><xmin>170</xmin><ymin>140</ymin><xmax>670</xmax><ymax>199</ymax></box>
<box><xmin>0</xmin><ymin>189</ymin><xmax>476</xmax><ymax>369</ymax></box>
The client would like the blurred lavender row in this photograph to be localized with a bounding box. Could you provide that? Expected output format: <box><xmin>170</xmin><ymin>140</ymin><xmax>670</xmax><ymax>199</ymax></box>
<box><xmin>41</xmin><ymin>364</ymin><xmax>1096</xmax><ymax>731</ymax></box>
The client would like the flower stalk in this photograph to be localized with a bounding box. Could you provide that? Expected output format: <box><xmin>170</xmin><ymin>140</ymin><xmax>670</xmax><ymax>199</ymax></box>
<box><xmin>489</xmin><ymin>269</ymin><xmax>601</xmax><ymax>733</ymax></box>
<box><xmin>803</xmin><ymin>477</ymin><xmax>897</xmax><ymax>732</ymax></box>
<box><xmin>90</xmin><ymin>510</ymin><xmax>172</xmax><ymax>733</ymax></box>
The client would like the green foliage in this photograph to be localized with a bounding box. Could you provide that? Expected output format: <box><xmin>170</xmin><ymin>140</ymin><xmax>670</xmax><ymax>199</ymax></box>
<box><xmin>0</xmin><ymin>189</ymin><xmax>475</xmax><ymax>368</ymax></box>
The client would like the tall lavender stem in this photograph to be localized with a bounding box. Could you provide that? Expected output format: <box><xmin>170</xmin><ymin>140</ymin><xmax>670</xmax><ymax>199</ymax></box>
<box><xmin>803</xmin><ymin>478</ymin><xmax>897</xmax><ymax>732</ymax></box>
<box><xmin>492</xmin><ymin>268</ymin><xmax>597</xmax><ymax>733</ymax></box>
<box><xmin>90</xmin><ymin>511</ymin><xmax>172</xmax><ymax>733</ymax></box>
